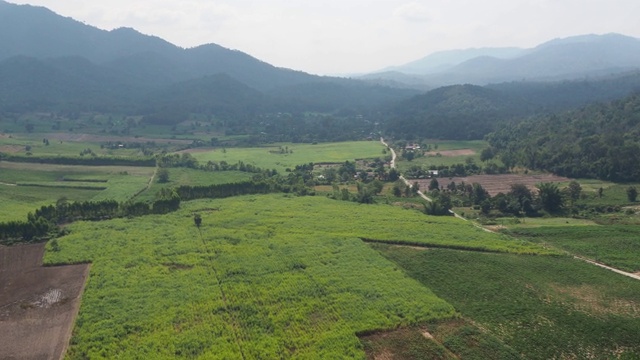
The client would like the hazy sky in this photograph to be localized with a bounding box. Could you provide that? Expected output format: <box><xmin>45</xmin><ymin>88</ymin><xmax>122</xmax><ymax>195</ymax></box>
<box><xmin>10</xmin><ymin>0</ymin><xmax>640</xmax><ymax>75</ymax></box>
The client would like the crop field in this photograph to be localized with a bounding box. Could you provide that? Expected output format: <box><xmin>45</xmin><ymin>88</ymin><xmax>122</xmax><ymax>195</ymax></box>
<box><xmin>39</xmin><ymin>195</ymin><xmax>551</xmax><ymax>358</ymax></box>
<box><xmin>506</xmin><ymin>225</ymin><xmax>640</xmax><ymax>273</ymax></box>
<box><xmin>0</xmin><ymin>134</ymin><xmax>146</xmax><ymax>157</ymax></box>
<box><xmin>375</xmin><ymin>245</ymin><xmax>640</xmax><ymax>359</ymax></box>
<box><xmin>135</xmin><ymin>168</ymin><xmax>253</xmax><ymax>202</ymax></box>
<box><xmin>185</xmin><ymin>141</ymin><xmax>386</xmax><ymax>173</ymax></box>
<box><xmin>0</xmin><ymin>162</ymin><xmax>153</xmax><ymax>220</ymax></box>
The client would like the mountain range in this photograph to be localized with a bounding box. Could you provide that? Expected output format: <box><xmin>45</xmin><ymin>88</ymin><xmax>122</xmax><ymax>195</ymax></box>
<box><xmin>365</xmin><ymin>33</ymin><xmax>640</xmax><ymax>88</ymax></box>
<box><xmin>2</xmin><ymin>0</ymin><xmax>640</xmax><ymax>142</ymax></box>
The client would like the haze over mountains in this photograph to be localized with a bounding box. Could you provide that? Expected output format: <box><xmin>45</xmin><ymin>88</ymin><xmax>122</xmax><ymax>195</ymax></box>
<box><xmin>365</xmin><ymin>33</ymin><xmax>640</xmax><ymax>88</ymax></box>
<box><xmin>2</xmin><ymin>0</ymin><xmax>640</xmax><ymax>141</ymax></box>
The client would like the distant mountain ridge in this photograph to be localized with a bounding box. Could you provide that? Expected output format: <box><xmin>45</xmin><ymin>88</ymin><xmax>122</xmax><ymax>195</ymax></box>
<box><xmin>0</xmin><ymin>1</ymin><xmax>318</xmax><ymax>91</ymax></box>
<box><xmin>365</xmin><ymin>33</ymin><xmax>640</xmax><ymax>88</ymax></box>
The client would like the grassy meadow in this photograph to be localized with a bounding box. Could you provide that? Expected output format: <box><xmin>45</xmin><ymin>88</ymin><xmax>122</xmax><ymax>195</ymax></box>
<box><xmin>190</xmin><ymin>141</ymin><xmax>386</xmax><ymax>173</ymax></box>
<box><xmin>375</xmin><ymin>244</ymin><xmax>640</xmax><ymax>359</ymax></box>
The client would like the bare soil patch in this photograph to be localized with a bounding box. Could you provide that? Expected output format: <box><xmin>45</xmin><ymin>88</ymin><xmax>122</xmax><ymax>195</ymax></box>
<box><xmin>425</xmin><ymin>149</ymin><xmax>476</xmax><ymax>157</ymax></box>
<box><xmin>0</xmin><ymin>243</ymin><xmax>89</xmax><ymax>360</ymax></box>
<box><xmin>0</xmin><ymin>145</ymin><xmax>25</xmax><ymax>153</ymax></box>
<box><xmin>418</xmin><ymin>173</ymin><xmax>570</xmax><ymax>196</ymax></box>
<box><xmin>44</xmin><ymin>132</ymin><xmax>192</xmax><ymax>144</ymax></box>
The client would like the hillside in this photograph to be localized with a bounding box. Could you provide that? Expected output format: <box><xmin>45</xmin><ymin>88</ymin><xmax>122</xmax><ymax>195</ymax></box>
<box><xmin>487</xmin><ymin>93</ymin><xmax>640</xmax><ymax>182</ymax></box>
<box><xmin>0</xmin><ymin>0</ymin><xmax>414</xmax><ymax>120</ymax></box>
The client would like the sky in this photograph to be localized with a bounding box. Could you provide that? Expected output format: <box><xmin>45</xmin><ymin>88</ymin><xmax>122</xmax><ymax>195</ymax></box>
<box><xmin>10</xmin><ymin>0</ymin><xmax>640</xmax><ymax>75</ymax></box>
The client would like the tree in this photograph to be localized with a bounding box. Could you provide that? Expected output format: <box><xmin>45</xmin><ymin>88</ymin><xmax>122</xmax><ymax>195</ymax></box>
<box><xmin>388</xmin><ymin>168</ymin><xmax>399</xmax><ymax>182</ymax></box>
<box><xmin>627</xmin><ymin>186</ymin><xmax>638</xmax><ymax>202</ymax></box>
<box><xmin>194</xmin><ymin>213</ymin><xmax>202</xmax><ymax>228</ymax></box>
<box><xmin>566</xmin><ymin>181</ymin><xmax>582</xmax><ymax>205</ymax></box>
<box><xmin>428</xmin><ymin>178</ymin><xmax>440</xmax><ymax>191</ymax></box>
<box><xmin>480</xmin><ymin>147</ymin><xmax>495</xmax><ymax>162</ymax></box>
<box><xmin>157</xmin><ymin>168</ymin><xmax>170</xmax><ymax>183</ymax></box>
<box><xmin>508</xmin><ymin>183</ymin><xmax>534</xmax><ymax>216</ymax></box>
<box><xmin>536</xmin><ymin>182</ymin><xmax>563</xmax><ymax>213</ymax></box>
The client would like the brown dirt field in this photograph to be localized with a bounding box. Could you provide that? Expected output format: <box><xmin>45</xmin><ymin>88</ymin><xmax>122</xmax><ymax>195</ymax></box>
<box><xmin>425</xmin><ymin>149</ymin><xmax>476</xmax><ymax>157</ymax></box>
<box><xmin>0</xmin><ymin>145</ymin><xmax>25</xmax><ymax>154</ymax></box>
<box><xmin>44</xmin><ymin>132</ymin><xmax>192</xmax><ymax>144</ymax></box>
<box><xmin>0</xmin><ymin>243</ymin><xmax>89</xmax><ymax>360</ymax></box>
<box><xmin>417</xmin><ymin>173</ymin><xmax>570</xmax><ymax>196</ymax></box>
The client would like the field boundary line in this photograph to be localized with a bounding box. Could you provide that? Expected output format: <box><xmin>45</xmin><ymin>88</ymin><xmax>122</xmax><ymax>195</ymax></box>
<box><xmin>575</xmin><ymin>256</ymin><xmax>640</xmax><ymax>281</ymax></box>
<box><xmin>362</xmin><ymin>238</ymin><xmax>519</xmax><ymax>254</ymax></box>
<box><xmin>59</xmin><ymin>263</ymin><xmax>91</xmax><ymax>360</ymax></box>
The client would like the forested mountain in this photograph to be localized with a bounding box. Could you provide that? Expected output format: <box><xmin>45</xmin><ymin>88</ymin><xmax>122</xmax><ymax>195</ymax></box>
<box><xmin>382</xmin><ymin>72</ymin><xmax>640</xmax><ymax>140</ymax></box>
<box><xmin>487</xmin><ymin>93</ymin><xmax>640</xmax><ymax>182</ymax></box>
<box><xmin>0</xmin><ymin>0</ymin><xmax>416</xmax><ymax>119</ymax></box>
<box><xmin>368</xmin><ymin>34</ymin><xmax>640</xmax><ymax>89</ymax></box>
<box><xmin>383</xmin><ymin>84</ymin><xmax>531</xmax><ymax>140</ymax></box>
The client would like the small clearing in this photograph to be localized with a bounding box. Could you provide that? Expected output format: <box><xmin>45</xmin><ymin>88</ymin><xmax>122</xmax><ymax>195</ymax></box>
<box><xmin>0</xmin><ymin>243</ymin><xmax>89</xmax><ymax>360</ymax></box>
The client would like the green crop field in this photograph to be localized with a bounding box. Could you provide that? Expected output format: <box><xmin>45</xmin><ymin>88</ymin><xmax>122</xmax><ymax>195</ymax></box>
<box><xmin>375</xmin><ymin>245</ymin><xmax>640</xmax><ymax>359</ymax></box>
<box><xmin>44</xmin><ymin>195</ymin><xmax>488</xmax><ymax>358</ymax></box>
<box><xmin>506</xmin><ymin>225</ymin><xmax>640</xmax><ymax>272</ymax></box>
<box><xmin>135</xmin><ymin>168</ymin><xmax>254</xmax><ymax>202</ymax></box>
<box><xmin>189</xmin><ymin>141</ymin><xmax>386</xmax><ymax>173</ymax></box>
<box><xmin>0</xmin><ymin>162</ymin><xmax>153</xmax><ymax>220</ymax></box>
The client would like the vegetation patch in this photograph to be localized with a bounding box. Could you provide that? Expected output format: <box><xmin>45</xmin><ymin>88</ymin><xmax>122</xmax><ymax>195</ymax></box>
<box><xmin>43</xmin><ymin>196</ymin><xmax>466</xmax><ymax>358</ymax></box>
<box><xmin>374</xmin><ymin>244</ymin><xmax>640</xmax><ymax>359</ymax></box>
<box><xmin>189</xmin><ymin>141</ymin><xmax>385</xmax><ymax>173</ymax></box>
<box><xmin>360</xmin><ymin>318</ymin><xmax>520</xmax><ymax>360</ymax></box>
<box><xmin>506</xmin><ymin>225</ymin><xmax>640</xmax><ymax>272</ymax></box>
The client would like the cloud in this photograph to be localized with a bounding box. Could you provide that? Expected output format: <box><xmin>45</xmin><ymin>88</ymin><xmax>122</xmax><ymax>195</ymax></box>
<box><xmin>393</xmin><ymin>2</ymin><xmax>431</xmax><ymax>23</ymax></box>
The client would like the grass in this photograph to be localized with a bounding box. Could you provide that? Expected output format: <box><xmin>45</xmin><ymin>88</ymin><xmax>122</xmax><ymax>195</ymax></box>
<box><xmin>190</xmin><ymin>141</ymin><xmax>386</xmax><ymax>173</ymax></box>
<box><xmin>375</xmin><ymin>244</ymin><xmax>640</xmax><ymax>359</ymax></box>
<box><xmin>44</xmin><ymin>195</ymin><xmax>470</xmax><ymax>358</ymax></box>
<box><xmin>505</xmin><ymin>225</ymin><xmax>640</xmax><ymax>272</ymax></box>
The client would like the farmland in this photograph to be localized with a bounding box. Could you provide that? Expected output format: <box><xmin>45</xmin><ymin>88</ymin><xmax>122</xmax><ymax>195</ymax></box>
<box><xmin>185</xmin><ymin>141</ymin><xmax>386</xmax><ymax>173</ymax></box>
<box><xmin>0</xmin><ymin>162</ymin><xmax>154</xmax><ymax>220</ymax></box>
<box><xmin>41</xmin><ymin>195</ymin><xmax>515</xmax><ymax>358</ymax></box>
<box><xmin>394</xmin><ymin>140</ymin><xmax>488</xmax><ymax>173</ymax></box>
<box><xmin>375</xmin><ymin>244</ymin><xmax>640</xmax><ymax>359</ymax></box>
<box><xmin>506</xmin><ymin>225</ymin><xmax>640</xmax><ymax>273</ymax></box>
<box><xmin>0</xmin><ymin>243</ymin><xmax>89</xmax><ymax>360</ymax></box>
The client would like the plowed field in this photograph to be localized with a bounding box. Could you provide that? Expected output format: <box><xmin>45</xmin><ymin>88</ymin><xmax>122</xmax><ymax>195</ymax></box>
<box><xmin>0</xmin><ymin>243</ymin><xmax>89</xmax><ymax>360</ymax></box>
